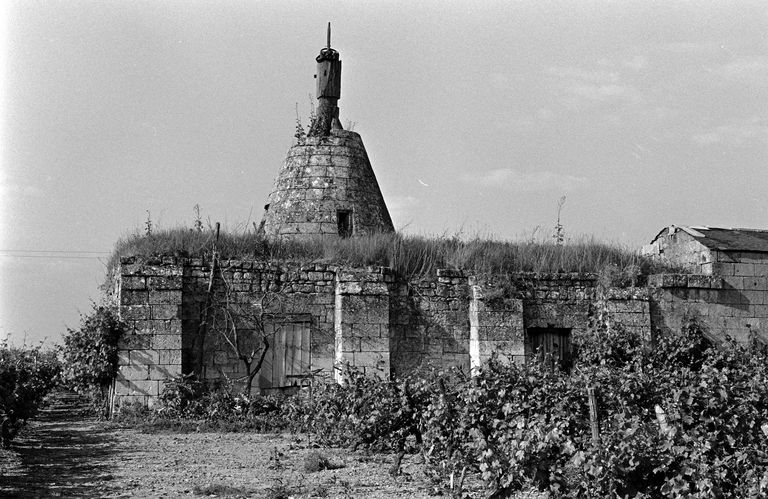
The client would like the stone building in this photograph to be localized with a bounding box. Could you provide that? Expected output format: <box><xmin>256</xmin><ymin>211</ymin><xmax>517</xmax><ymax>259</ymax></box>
<box><xmin>114</xmin><ymin>258</ymin><xmax>652</xmax><ymax>405</ymax></box>
<box><xmin>113</xmin><ymin>226</ymin><xmax>768</xmax><ymax>405</ymax></box>
<box><xmin>111</xmin><ymin>32</ymin><xmax>768</xmax><ymax>405</ymax></box>
<box><xmin>258</xmin><ymin>27</ymin><xmax>394</xmax><ymax>240</ymax></box>
<box><xmin>642</xmin><ymin>225</ymin><xmax>768</xmax><ymax>275</ymax></box>
<box><xmin>643</xmin><ymin>225</ymin><xmax>768</xmax><ymax>344</ymax></box>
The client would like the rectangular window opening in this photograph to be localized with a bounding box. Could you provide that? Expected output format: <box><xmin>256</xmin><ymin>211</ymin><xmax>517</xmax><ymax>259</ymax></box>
<box><xmin>337</xmin><ymin>210</ymin><xmax>353</xmax><ymax>238</ymax></box>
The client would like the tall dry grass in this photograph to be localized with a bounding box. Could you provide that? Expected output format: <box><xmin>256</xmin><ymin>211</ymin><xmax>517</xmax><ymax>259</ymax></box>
<box><xmin>107</xmin><ymin>227</ymin><xmax>672</xmax><ymax>287</ymax></box>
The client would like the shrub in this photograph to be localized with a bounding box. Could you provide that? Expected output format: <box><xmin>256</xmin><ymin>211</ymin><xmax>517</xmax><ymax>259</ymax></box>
<box><xmin>0</xmin><ymin>342</ymin><xmax>61</xmax><ymax>445</ymax></box>
<box><xmin>573</xmin><ymin>322</ymin><xmax>646</xmax><ymax>369</ymax></box>
<box><xmin>418</xmin><ymin>324</ymin><xmax>768</xmax><ymax>497</ymax></box>
<box><xmin>284</xmin><ymin>364</ymin><xmax>440</xmax><ymax>452</ymax></box>
<box><xmin>303</xmin><ymin>450</ymin><xmax>333</xmax><ymax>472</ymax></box>
<box><xmin>154</xmin><ymin>375</ymin><xmax>285</xmax><ymax>432</ymax></box>
<box><xmin>110</xmin><ymin>318</ymin><xmax>768</xmax><ymax>497</ymax></box>
<box><xmin>60</xmin><ymin>304</ymin><xmax>126</xmax><ymax>411</ymax></box>
<box><xmin>420</xmin><ymin>356</ymin><xmax>586</xmax><ymax>494</ymax></box>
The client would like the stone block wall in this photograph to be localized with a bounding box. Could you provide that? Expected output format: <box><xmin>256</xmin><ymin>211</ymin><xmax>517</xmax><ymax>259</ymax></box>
<box><xmin>643</xmin><ymin>229</ymin><xmax>713</xmax><ymax>273</ymax></box>
<box><xmin>181</xmin><ymin>260</ymin><xmax>339</xmax><ymax>387</ymax></box>
<box><xmin>708</xmin><ymin>250</ymin><xmax>768</xmax><ymax>278</ymax></box>
<box><xmin>389</xmin><ymin>269</ymin><xmax>472</xmax><ymax>377</ymax></box>
<box><xmin>603</xmin><ymin>288</ymin><xmax>652</xmax><ymax>340</ymax></box>
<box><xmin>334</xmin><ymin>267</ymin><xmax>394</xmax><ymax>380</ymax></box>
<box><xmin>117</xmin><ymin>257</ymin><xmax>755</xmax><ymax>405</ymax></box>
<box><xmin>469</xmin><ymin>273</ymin><xmax>652</xmax><ymax>365</ymax></box>
<box><xmin>469</xmin><ymin>280</ymin><xmax>524</xmax><ymax>371</ymax></box>
<box><xmin>517</xmin><ymin>274</ymin><xmax>597</xmax><ymax>349</ymax></box>
<box><xmin>649</xmin><ymin>273</ymin><xmax>768</xmax><ymax>343</ymax></box>
<box><xmin>117</xmin><ymin>258</ymin><xmax>343</xmax><ymax>402</ymax></box>
<box><xmin>116</xmin><ymin>259</ymin><xmax>184</xmax><ymax>406</ymax></box>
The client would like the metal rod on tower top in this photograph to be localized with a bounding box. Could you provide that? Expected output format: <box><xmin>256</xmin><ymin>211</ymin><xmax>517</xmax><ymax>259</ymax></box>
<box><xmin>327</xmin><ymin>22</ymin><xmax>331</xmax><ymax>49</ymax></box>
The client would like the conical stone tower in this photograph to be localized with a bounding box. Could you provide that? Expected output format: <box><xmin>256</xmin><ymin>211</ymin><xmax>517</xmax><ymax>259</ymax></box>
<box><xmin>259</xmin><ymin>26</ymin><xmax>394</xmax><ymax>240</ymax></box>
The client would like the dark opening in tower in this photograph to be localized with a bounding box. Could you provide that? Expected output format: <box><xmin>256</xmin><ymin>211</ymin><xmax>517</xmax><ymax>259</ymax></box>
<box><xmin>337</xmin><ymin>210</ymin><xmax>353</xmax><ymax>238</ymax></box>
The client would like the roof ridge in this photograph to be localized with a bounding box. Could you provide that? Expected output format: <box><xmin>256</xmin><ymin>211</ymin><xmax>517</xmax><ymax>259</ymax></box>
<box><xmin>732</xmin><ymin>227</ymin><xmax>768</xmax><ymax>232</ymax></box>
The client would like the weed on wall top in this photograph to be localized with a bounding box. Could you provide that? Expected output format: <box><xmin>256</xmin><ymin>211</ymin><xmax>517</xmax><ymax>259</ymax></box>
<box><xmin>105</xmin><ymin>228</ymin><xmax>676</xmax><ymax>290</ymax></box>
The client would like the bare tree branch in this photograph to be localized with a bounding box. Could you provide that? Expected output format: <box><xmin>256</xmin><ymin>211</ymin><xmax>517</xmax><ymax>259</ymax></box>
<box><xmin>203</xmin><ymin>262</ymin><xmax>286</xmax><ymax>395</ymax></box>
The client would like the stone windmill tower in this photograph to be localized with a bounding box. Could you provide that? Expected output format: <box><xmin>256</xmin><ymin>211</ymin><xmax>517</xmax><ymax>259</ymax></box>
<box><xmin>258</xmin><ymin>25</ymin><xmax>394</xmax><ymax>240</ymax></box>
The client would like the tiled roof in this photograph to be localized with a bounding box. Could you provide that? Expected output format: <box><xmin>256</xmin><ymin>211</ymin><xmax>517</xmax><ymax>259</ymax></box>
<box><xmin>662</xmin><ymin>226</ymin><xmax>768</xmax><ymax>252</ymax></box>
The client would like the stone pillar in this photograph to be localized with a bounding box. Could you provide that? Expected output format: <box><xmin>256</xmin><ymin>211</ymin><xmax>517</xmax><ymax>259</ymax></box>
<box><xmin>334</xmin><ymin>269</ymin><xmax>390</xmax><ymax>382</ymax></box>
<box><xmin>468</xmin><ymin>277</ymin><xmax>525</xmax><ymax>368</ymax></box>
<box><xmin>116</xmin><ymin>259</ymin><xmax>183</xmax><ymax>406</ymax></box>
<box><xmin>469</xmin><ymin>284</ymin><xmax>482</xmax><ymax>375</ymax></box>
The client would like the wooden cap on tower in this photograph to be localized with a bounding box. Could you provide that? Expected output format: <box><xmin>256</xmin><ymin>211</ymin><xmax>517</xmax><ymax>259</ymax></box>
<box><xmin>310</xmin><ymin>23</ymin><xmax>343</xmax><ymax>136</ymax></box>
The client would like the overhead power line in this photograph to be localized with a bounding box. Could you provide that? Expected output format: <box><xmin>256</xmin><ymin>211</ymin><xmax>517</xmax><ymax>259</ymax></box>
<box><xmin>0</xmin><ymin>249</ymin><xmax>110</xmax><ymax>261</ymax></box>
<box><xmin>0</xmin><ymin>254</ymin><xmax>106</xmax><ymax>260</ymax></box>
<box><xmin>0</xmin><ymin>249</ymin><xmax>109</xmax><ymax>254</ymax></box>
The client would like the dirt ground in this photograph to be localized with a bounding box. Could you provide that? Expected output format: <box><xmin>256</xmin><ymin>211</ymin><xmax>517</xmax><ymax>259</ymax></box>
<box><xmin>0</xmin><ymin>399</ymin><xmax>480</xmax><ymax>498</ymax></box>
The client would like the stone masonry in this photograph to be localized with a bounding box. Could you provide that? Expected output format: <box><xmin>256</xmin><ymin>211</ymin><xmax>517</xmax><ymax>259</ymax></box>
<box><xmin>644</xmin><ymin>225</ymin><xmax>768</xmax><ymax>342</ymax></box>
<box><xmin>260</xmin><ymin>130</ymin><xmax>394</xmax><ymax>240</ymax></box>
<box><xmin>115</xmin><ymin>258</ymin><xmax>675</xmax><ymax>405</ymax></box>
<box><xmin>258</xmin><ymin>31</ymin><xmax>393</xmax><ymax>240</ymax></box>
<box><xmin>649</xmin><ymin>273</ymin><xmax>768</xmax><ymax>344</ymax></box>
<box><xmin>117</xmin><ymin>259</ymin><xmax>184</xmax><ymax>403</ymax></box>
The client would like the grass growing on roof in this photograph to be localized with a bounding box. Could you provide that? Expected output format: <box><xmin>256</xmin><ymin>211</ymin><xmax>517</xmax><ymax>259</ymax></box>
<box><xmin>106</xmin><ymin>227</ymin><xmax>672</xmax><ymax>287</ymax></box>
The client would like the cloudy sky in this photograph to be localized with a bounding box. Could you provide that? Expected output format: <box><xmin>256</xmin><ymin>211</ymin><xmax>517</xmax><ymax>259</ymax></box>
<box><xmin>2</xmin><ymin>0</ymin><xmax>767</xmax><ymax>344</ymax></box>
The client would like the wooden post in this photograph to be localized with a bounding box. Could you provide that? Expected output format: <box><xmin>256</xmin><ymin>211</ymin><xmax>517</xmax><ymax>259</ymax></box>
<box><xmin>108</xmin><ymin>379</ymin><xmax>116</xmax><ymax>419</ymax></box>
<box><xmin>195</xmin><ymin>222</ymin><xmax>221</xmax><ymax>378</ymax></box>
<box><xmin>588</xmin><ymin>385</ymin><xmax>601</xmax><ymax>448</ymax></box>
<box><xmin>207</xmin><ymin>222</ymin><xmax>220</xmax><ymax>297</ymax></box>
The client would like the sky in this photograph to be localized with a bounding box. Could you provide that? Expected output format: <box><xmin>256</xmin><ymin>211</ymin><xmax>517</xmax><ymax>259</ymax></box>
<box><xmin>1</xmin><ymin>0</ymin><xmax>767</xmax><ymax>345</ymax></box>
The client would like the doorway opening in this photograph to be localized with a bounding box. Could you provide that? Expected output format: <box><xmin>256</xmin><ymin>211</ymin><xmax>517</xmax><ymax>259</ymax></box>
<box><xmin>527</xmin><ymin>327</ymin><xmax>572</xmax><ymax>372</ymax></box>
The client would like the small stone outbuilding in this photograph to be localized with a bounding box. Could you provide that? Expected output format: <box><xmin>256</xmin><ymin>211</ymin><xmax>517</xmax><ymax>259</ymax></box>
<box><xmin>643</xmin><ymin>225</ymin><xmax>768</xmax><ymax>276</ymax></box>
<box><xmin>644</xmin><ymin>225</ymin><xmax>768</xmax><ymax>344</ymax></box>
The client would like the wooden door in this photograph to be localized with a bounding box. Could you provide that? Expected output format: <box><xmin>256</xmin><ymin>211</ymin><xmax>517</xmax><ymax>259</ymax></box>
<box><xmin>527</xmin><ymin>327</ymin><xmax>572</xmax><ymax>371</ymax></box>
<box><xmin>258</xmin><ymin>320</ymin><xmax>311</xmax><ymax>389</ymax></box>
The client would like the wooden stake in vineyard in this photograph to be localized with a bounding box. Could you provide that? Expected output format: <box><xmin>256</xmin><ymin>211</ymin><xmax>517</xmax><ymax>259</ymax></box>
<box><xmin>194</xmin><ymin>222</ymin><xmax>220</xmax><ymax>378</ymax></box>
<box><xmin>588</xmin><ymin>385</ymin><xmax>601</xmax><ymax>448</ymax></box>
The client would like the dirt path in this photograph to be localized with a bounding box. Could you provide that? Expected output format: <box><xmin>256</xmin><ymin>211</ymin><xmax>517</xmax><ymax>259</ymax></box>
<box><xmin>0</xmin><ymin>397</ymin><xmax>447</xmax><ymax>498</ymax></box>
<box><xmin>0</xmin><ymin>395</ymin><xmax>118</xmax><ymax>497</ymax></box>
